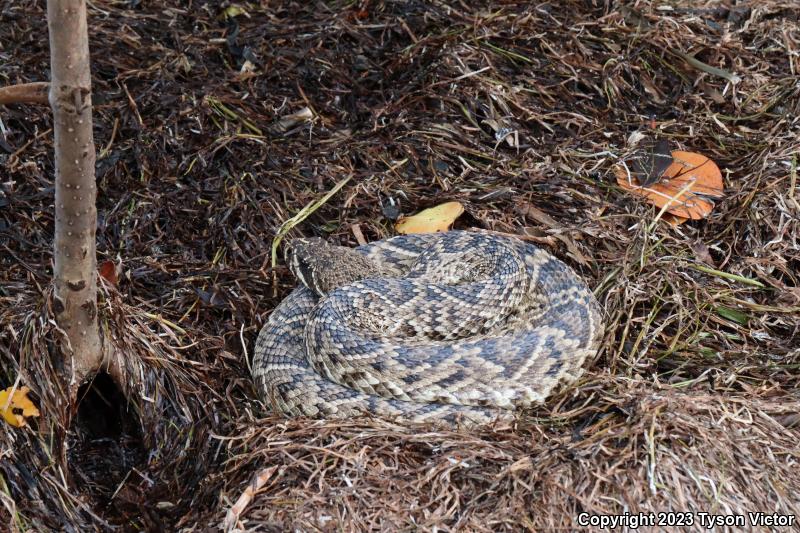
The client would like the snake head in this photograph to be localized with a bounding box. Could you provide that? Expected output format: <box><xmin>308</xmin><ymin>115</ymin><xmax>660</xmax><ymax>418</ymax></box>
<box><xmin>286</xmin><ymin>237</ymin><xmax>384</xmax><ymax>297</ymax></box>
<box><xmin>285</xmin><ymin>238</ymin><xmax>328</xmax><ymax>297</ymax></box>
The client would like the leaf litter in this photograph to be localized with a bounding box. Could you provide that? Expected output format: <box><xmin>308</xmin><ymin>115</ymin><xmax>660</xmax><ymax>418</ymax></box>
<box><xmin>0</xmin><ymin>0</ymin><xmax>799</xmax><ymax>530</ymax></box>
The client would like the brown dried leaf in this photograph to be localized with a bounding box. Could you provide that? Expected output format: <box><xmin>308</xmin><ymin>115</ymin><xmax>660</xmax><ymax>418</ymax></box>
<box><xmin>99</xmin><ymin>260</ymin><xmax>119</xmax><ymax>286</ymax></box>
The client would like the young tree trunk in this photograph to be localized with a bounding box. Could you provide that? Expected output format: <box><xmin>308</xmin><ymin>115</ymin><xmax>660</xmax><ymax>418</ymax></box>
<box><xmin>47</xmin><ymin>0</ymin><xmax>103</xmax><ymax>386</ymax></box>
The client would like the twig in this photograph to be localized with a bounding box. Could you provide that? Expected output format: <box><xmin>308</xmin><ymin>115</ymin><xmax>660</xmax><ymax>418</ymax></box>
<box><xmin>0</xmin><ymin>82</ymin><xmax>49</xmax><ymax>105</ymax></box>
<box><xmin>223</xmin><ymin>466</ymin><xmax>280</xmax><ymax>532</ymax></box>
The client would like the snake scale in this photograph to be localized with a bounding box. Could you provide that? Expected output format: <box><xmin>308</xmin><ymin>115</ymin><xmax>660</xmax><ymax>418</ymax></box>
<box><xmin>253</xmin><ymin>230</ymin><xmax>603</xmax><ymax>425</ymax></box>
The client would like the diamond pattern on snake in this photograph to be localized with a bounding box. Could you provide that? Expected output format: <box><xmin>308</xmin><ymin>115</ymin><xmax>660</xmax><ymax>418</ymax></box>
<box><xmin>253</xmin><ymin>230</ymin><xmax>603</xmax><ymax>425</ymax></box>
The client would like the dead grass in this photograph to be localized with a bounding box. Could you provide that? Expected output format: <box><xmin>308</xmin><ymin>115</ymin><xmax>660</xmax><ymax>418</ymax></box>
<box><xmin>1</xmin><ymin>0</ymin><xmax>798</xmax><ymax>531</ymax></box>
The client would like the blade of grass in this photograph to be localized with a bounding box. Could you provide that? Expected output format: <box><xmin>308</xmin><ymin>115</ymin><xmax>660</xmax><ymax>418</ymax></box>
<box><xmin>671</xmin><ymin>50</ymin><xmax>741</xmax><ymax>84</ymax></box>
<box><xmin>689</xmin><ymin>264</ymin><xmax>766</xmax><ymax>288</ymax></box>
<box><xmin>271</xmin><ymin>176</ymin><xmax>353</xmax><ymax>271</ymax></box>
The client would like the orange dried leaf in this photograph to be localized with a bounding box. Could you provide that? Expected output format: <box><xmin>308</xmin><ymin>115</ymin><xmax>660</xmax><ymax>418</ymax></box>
<box><xmin>0</xmin><ymin>386</ymin><xmax>40</xmax><ymax>428</ymax></box>
<box><xmin>395</xmin><ymin>201</ymin><xmax>464</xmax><ymax>234</ymax></box>
<box><xmin>99</xmin><ymin>260</ymin><xmax>119</xmax><ymax>285</ymax></box>
<box><xmin>662</xmin><ymin>213</ymin><xmax>689</xmax><ymax>226</ymax></box>
<box><xmin>616</xmin><ymin>150</ymin><xmax>723</xmax><ymax>220</ymax></box>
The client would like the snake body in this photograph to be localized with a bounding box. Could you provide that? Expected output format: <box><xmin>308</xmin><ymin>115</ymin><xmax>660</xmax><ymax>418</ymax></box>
<box><xmin>253</xmin><ymin>231</ymin><xmax>603</xmax><ymax>425</ymax></box>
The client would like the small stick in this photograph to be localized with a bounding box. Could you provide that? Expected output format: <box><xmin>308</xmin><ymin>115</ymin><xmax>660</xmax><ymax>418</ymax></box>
<box><xmin>0</xmin><ymin>82</ymin><xmax>50</xmax><ymax>105</ymax></box>
<box><xmin>351</xmin><ymin>223</ymin><xmax>367</xmax><ymax>246</ymax></box>
<box><xmin>223</xmin><ymin>466</ymin><xmax>280</xmax><ymax>532</ymax></box>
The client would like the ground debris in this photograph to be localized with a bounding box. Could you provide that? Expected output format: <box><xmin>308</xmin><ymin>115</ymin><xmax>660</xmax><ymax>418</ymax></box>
<box><xmin>1</xmin><ymin>0</ymin><xmax>798</xmax><ymax>530</ymax></box>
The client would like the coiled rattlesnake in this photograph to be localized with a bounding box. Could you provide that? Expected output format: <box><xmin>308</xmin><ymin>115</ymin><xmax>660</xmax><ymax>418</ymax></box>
<box><xmin>253</xmin><ymin>230</ymin><xmax>603</xmax><ymax>425</ymax></box>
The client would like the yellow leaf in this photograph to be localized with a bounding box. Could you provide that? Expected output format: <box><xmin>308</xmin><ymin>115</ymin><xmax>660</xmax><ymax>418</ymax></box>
<box><xmin>222</xmin><ymin>5</ymin><xmax>248</xmax><ymax>18</ymax></box>
<box><xmin>0</xmin><ymin>386</ymin><xmax>40</xmax><ymax>428</ymax></box>
<box><xmin>395</xmin><ymin>202</ymin><xmax>465</xmax><ymax>234</ymax></box>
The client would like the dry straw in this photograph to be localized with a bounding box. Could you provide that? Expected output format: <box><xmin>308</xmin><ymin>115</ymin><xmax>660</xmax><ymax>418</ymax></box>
<box><xmin>1</xmin><ymin>0</ymin><xmax>798</xmax><ymax>530</ymax></box>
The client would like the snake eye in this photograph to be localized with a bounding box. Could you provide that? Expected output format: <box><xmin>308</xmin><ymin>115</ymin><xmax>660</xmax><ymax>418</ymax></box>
<box><xmin>286</xmin><ymin>240</ymin><xmax>326</xmax><ymax>297</ymax></box>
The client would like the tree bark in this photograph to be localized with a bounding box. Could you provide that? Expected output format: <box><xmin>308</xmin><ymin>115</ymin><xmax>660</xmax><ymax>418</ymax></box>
<box><xmin>47</xmin><ymin>0</ymin><xmax>103</xmax><ymax>386</ymax></box>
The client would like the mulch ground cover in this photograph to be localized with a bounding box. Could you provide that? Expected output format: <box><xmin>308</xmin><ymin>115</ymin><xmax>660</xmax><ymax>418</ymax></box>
<box><xmin>1</xmin><ymin>0</ymin><xmax>798</xmax><ymax>530</ymax></box>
